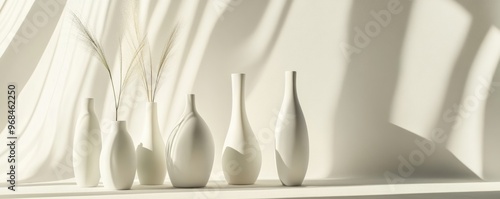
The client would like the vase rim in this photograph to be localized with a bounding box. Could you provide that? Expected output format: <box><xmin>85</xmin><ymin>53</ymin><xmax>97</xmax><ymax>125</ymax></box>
<box><xmin>83</xmin><ymin>98</ymin><xmax>95</xmax><ymax>105</ymax></box>
<box><xmin>285</xmin><ymin>71</ymin><xmax>297</xmax><ymax>81</ymax></box>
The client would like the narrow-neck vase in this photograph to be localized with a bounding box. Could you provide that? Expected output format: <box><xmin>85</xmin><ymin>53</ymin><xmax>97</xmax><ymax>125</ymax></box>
<box><xmin>137</xmin><ymin>102</ymin><xmax>166</xmax><ymax>185</ymax></box>
<box><xmin>275</xmin><ymin>71</ymin><xmax>309</xmax><ymax>186</ymax></box>
<box><xmin>73</xmin><ymin>98</ymin><xmax>102</xmax><ymax>187</ymax></box>
<box><xmin>222</xmin><ymin>73</ymin><xmax>262</xmax><ymax>185</ymax></box>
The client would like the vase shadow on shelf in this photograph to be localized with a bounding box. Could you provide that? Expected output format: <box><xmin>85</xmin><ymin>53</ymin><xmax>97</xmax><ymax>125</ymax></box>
<box><xmin>300</xmin><ymin>177</ymin><xmax>482</xmax><ymax>187</ymax></box>
<box><xmin>4</xmin><ymin>188</ymin><xmax>202</xmax><ymax>199</ymax></box>
<box><xmin>132</xmin><ymin>184</ymin><xmax>169</xmax><ymax>190</ymax></box>
<box><xmin>204</xmin><ymin>180</ymin><xmax>285</xmax><ymax>190</ymax></box>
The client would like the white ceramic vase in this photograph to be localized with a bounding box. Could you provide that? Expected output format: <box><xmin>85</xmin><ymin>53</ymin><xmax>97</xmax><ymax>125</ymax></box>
<box><xmin>100</xmin><ymin>121</ymin><xmax>136</xmax><ymax>190</ymax></box>
<box><xmin>136</xmin><ymin>102</ymin><xmax>167</xmax><ymax>185</ymax></box>
<box><xmin>275</xmin><ymin>71</ymin><xmax>309</xmax><ymax>186</ymax></box>
<box><xmin>222</xmin><ymin>73</ymin><xmax>262</xmax><ymax>185</ymax></box>
<box><xmin>73</xmin><ymin>98</ymin><xmax>102</xmax><ymax>187</ymax></box>
<box><xmin>166</xmin><ymin>94</ymin><xmax>214</xmax><ymax>188</ymax></box>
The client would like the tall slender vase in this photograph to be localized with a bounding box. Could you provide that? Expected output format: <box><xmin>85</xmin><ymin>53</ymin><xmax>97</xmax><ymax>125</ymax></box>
<box><xmin>275</xmin><ymin>71</ymin><xmax>309</xmax><ymax>186</ymax></box>
<box><xmin>136</xmin><ymin>102</ymin><xmax>167</xmax><ymax>185</ymax></box>
<box><xmin>166</xmin><ymin>94</ymin><xmax>214</xmax><ymax>188</ymax></box>
<box><xmin>100</xmin><ymin>121</ymin><xmax>136</xmax><ymax>190</ymax></box>
<box><xmin>73</xmin><ymin>98</ymin><xmax>102</xmax><ymax>187</ymax></box>
<box><xmin>222</xmin><ymin>73</ymin><xmax>262</xmax><ymax>185</ymax></box>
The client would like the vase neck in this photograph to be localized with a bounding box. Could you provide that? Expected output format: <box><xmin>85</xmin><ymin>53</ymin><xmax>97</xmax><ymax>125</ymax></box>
<box><xmin>231</xmin><ymin>73</ymin><xmax>246</xmax><ymax>115</ymax></box>
<box><xmin>284</xmin><ymin>71</ymin><xmax>297</xmax><ymax>99</ymax></box>
<box><xmin>82</xmin><ymin>98</ymin><xmax>95</xmax><ymax>113</ymax></box>
<box><xmin>112</xmin><ymin>121</ymin><xmax>128</xmax><ymax>133</ymax></box>
<box><xmin>184</xmin><ymin>94</ymin><xmax>197</xmax><ymax>113</ymax></box>
<box><xmin>146</xmin><ymin>102</ymin><xmax>158</xmax><ymax>117</ymax></box>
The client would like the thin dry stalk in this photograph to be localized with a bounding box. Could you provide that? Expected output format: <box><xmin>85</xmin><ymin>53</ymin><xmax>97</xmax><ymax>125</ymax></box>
<box><xmin>72</xmin><ymin>12</ymin><xmax>145</xmax><ymax>120</ymax></box>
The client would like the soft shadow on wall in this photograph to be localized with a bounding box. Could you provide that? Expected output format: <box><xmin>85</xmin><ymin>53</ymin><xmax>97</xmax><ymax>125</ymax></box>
<box><xmin>453</xmin><ymin>0</ymin><xmax>500</xmax><ymax>181</ymax></box>
<box><xmin>331</xmin><ymin>0</ymin><xmax>479</xmax><ymax>180</ymax></box>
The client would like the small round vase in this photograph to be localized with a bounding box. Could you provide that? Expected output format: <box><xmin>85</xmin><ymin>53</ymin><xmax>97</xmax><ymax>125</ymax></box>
<box><xmin>137</xmin><ymin>102</ymin><xmax>167</xmax><ymax>185</ymax></box>
<box><xmin>73</xmin><ymin>98</ymin><xmax>102</xmax><ymax>187</ymax></box>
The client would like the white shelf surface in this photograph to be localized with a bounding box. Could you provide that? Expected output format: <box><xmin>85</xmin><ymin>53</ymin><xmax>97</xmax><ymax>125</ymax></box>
<box><xmin>2</xmin><ymin>179</ymin><xmax>500</xmax><ymax>198</ymax></box>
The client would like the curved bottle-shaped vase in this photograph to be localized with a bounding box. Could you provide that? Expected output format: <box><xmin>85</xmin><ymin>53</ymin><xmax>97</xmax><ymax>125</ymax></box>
<box><xmin>136</xmin><ymin>102</ymin><xmax>167</xmax><ymax>185</ymax></box>
<box><xmin>166</xmin><ymin>94</ymin><xmax>214</xmax><ymax>188</ymax></box>
<box><xmin>73</xmin><ymin>98</ymin><xmax>102</xmax><ymax>187</ymax></box>
<box><xmin>100</xmin><ymin>121</ymin><xmax>136</xmax><ymax>190</ymax></box>
<box><xmin>222</xmin><ymin>73</ymin><xmax>262</xmax><ymax>185</ymax></box>
<box><xmin>275</xmin><ymin>71</ymin><xmax>309</xmax><ymax>186</ymax></box>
